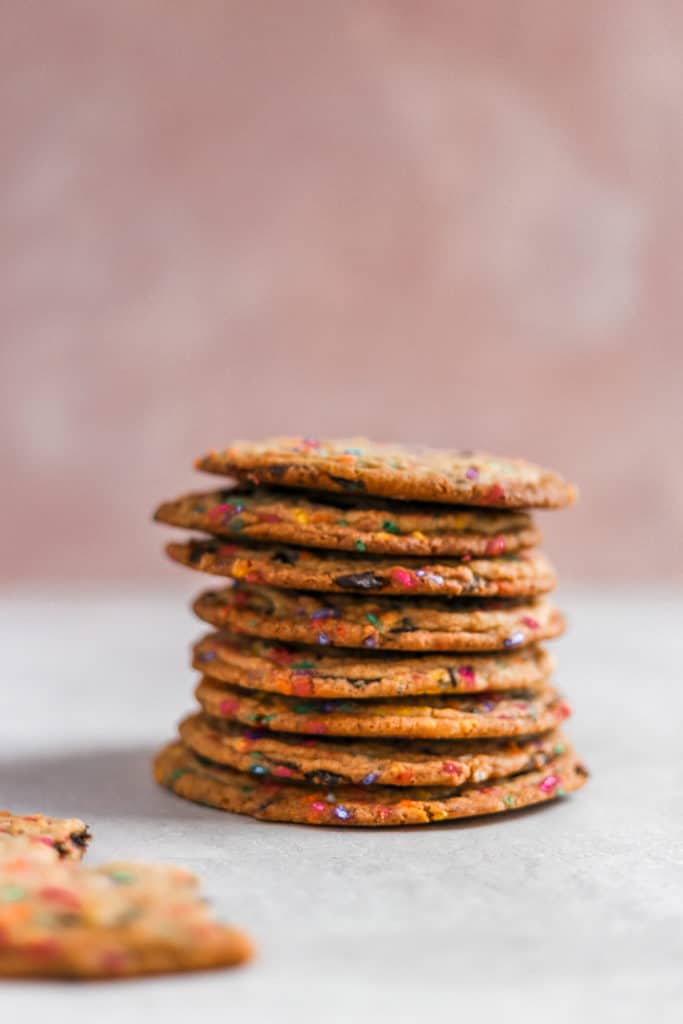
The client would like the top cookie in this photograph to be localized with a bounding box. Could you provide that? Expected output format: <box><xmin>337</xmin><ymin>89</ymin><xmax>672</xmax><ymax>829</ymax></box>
<box><xmin>196</xmin><ymin>438</ymin><xmax>577</xmax><ymax>508</ymax></box>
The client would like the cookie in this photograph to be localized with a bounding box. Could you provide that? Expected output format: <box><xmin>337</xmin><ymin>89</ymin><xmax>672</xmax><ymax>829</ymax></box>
<box><xmin>179</xmin><ymin>712</ymin><xmax>568</xmax><ymax>787</ymax></box>
<box><xmin>154</xmin><ymin>486</ymin><xmax>542</xmax><ymax>556</ymax></box>
<box><xmin>167</xmin><ymin>539</ymin><xmax>556</xmax><ymax>599</ymax></box>
<box><xmin>193</xmin><ymin>583</ymin><xmax>566</xmax><ymax>652</ymax></box>
<box><xmin>195</xmin><ymin>676</ymin><xmax>569</xmax><ymax>739</ymax></box>
<box><xmin>154</xmin><ymin>740</ymin><xmax>588</xmax><ymax>826</ymax></box>
<box><xmin>0</xmin><ymin>854</ymin><xmax>252</xmax><ymax>978</ymax></box>
<box><xmin>0</xmin><ymin>810</ymin><xmax>91</xmax><ymax>861</ymax></box>
<box><xmin>0</xmin><ymin>833</ymin><xmax>68</xmax><ymax>867</ymax></box>
<box><xmin>193</xmin><ymin>631</ymin><xmax>555</xmax><ymax>699</ymax></box>
<box><xmin>196</xmin><ymin>438</ymin><xmax>577</xmax><ymax>508</ymax></box>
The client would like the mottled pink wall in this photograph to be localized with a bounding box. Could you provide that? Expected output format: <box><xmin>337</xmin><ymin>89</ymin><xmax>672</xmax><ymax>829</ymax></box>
<box><xmin>2</xmin><ymin>1</ymin><xmax>682</xmax><ymax>582</ymax></box>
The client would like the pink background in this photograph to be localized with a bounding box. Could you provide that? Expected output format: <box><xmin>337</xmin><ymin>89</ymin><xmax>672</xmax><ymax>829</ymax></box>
<box><xmin>2</xmin><ymin>1</ymin><xmax>681</xmax><ymax>583</ymax></box>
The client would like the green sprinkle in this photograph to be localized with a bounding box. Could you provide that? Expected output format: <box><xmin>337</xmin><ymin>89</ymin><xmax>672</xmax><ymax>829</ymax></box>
<box><xmin>556</xmin><ymin>787</ymin><xmax>567</xmax><ymax>798</ymax></box>
<box><xmin>0</xmin><ymin>884</ymin><xmax>25</xmax><ymax>903</ymax></box>
<box><xmin>193</xmin><ymin>505</ymin><xmax>206</xmax><ymax>514</ymax></box>
<box><xmin>355</xmin><ymin>540</ymin><xmax>367</xmax><ymax>551</ymax></box>
<box><xmin>502</xmin><ymin>795</ymin><xmax>517</xmax><ymax>808</ymax></box>
<box><xmin>229</xmin><ymin>518</ymin><xmax>246</xmax><ymax>531</ymax></box>
<box><xmin>337</xmin><ymin>519</ymin><xmax>349</xmax><ymax>527</ymax></box>
<box><xmin>292</xmin><ymin>660</ymin><xmax>315</xmax><ymax>670</ymax></box>
<box><xmin>166</xmin><ymin>768</ymin><xmax>190</xmax><ymax>785</ymax></box>
<box><xmin>108</xmin><ymin>869</ymin><xmax>136</xmax><ymax>884</ymax></box>
<box><xmin>553</xmin><ymin>743</ymin><xmax>567</xmax><ymax>755</ymax></box>
<box><xmin>294</xmin><ymin>702</ymin><xmax>316</xmax><ymax>713</ymax></box>
<box><xmin>382</xmin><ymin>520</ymin><xmax>401</xmax><ymax>534</ymax></box>
<box><xmin>366</xmin><ymin>613</ymin><xmax>380</xmax><ymax>627</ymax></box>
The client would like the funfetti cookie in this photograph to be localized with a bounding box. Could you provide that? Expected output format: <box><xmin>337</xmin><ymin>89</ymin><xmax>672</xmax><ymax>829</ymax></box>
<box><xmin>154</xmin><ymin>486</ymin><xmax>542</xmax><ymax>556</ymax></box>
<box><xmin>0</xmin><ymin>810</ymin><xmax>91</xmax><ymax>861</ymax></box>
<box><xmin>166</xmin><ymin>539</ymin><xmax>556</xmax><ymax>599</ymax></box>
<box><xmin>193</xmin><ymin>583</ymin><xmax>566</xmax><ymax>652</ymax></box>
<box><xmin>179</xmin><ymin>712</ymin><xmax>569</xmax><ymax>787</ymax></box>
<box><xmin>192</xmin><ymin>631</ymin><xmax>555</xmax><ymax>699</ymax></box>
<box><xmin>0</xmin><ymin>854</ymin><xmax>252</xmax><ymax>978</ymax></box>
<box><xmin>195</xmin><ymin>438</ymin><xmax>577</xmax><ymax>508</ymax></box>
<box><xmin>154</xmin><ymin>740</ymin><xmax>589</xmax><ymax>826</ymax></box>
<box><xmin>195</xmin><ymin>676</ymin><xmax>570</xmax><ymax>740</ymax></box>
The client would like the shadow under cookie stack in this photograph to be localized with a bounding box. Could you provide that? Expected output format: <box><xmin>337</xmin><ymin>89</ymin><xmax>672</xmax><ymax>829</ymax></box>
<box><xmin>153</xmin><ymin>438</ymin><xmax>588</xmax><ymax>827</ymax></box>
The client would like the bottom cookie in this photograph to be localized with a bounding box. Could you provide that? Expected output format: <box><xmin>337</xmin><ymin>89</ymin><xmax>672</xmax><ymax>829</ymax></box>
<box><xmin>154</xmin><ymin>740</ymin><xmax>588</xmax><ymax>827</ymax></box>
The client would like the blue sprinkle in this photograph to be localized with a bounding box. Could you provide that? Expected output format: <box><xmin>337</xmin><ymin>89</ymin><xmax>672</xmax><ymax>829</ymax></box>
<box><xmin>361</xmin><ymin>772</ymin><xmax>379</xmax><ymax>785</ymax></box>
<box><xmin>503</xmin><ymin>631</ymin><xmax>525</xmax><ymax>648</ymax></box>
<box><xmin>363</xmin><ymin>636</ymin><xmax>378</xmax><ymax>648</ymax></box>
<box><xmin>333</xmin><ymin>805</ymin><xmax>351</xmax><ymax>820</ymax></box>
<box><xmin>249</xmin><ymin>764</ymin><xmax>268</xmax><ymax>776</ymax></box>
<box><xmin>197</xmin><ymin>651</ymin><xmax>217</xmax><ymax>662</ymax></box>
<box><xmin>318</xmin><ymin>633</ymin><xmax>330</xmax><ymax>645</ymax></box>
<box><xmin>311</xmin><ymin>609</ymin><xmax>338</xmax><ymax>621</ymax></box>
<box><xmin>343</xmin><ymin>448</ymin><xmax>362</xmax><ymax>456</ymax></box>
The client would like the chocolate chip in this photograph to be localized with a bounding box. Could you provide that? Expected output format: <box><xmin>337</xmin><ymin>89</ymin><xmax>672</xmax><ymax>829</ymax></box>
<box><xmin>266</xmin><ymin>464</ymin><xmax>291</xmax><ymax>480</ymax></box>
<box><xmin>69</xmin><ymin>828</ymin><xmax>91</xmax><ymax>849</ymax></box>
<box><xmin>328</xmin><ymin>475</ymin><xmax>367</xmax><ymax>492</ymax></box>
<box><xmin>307</xmin><ymin>770</ymin><xmax>344</xmax><ymax>786</ymax></box>
<box><xmin>333</xmin><ymin>572</ymin><xmax>387</xmax><ymax>591</ymax></box>
<box><xmin>272</xmin><ymin>549</ymin><xmax>299</xmax><ymax>565</ymax></box>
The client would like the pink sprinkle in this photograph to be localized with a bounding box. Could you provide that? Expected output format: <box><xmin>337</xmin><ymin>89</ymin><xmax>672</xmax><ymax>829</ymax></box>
<box><xmin>311</xmin><ymin>801</ymin><xmax>327</xmax><ymax>813</ymax></box>
<box><xmin>218</xmin><ymin>544</ymin><xmax>240</xmax><ymax>556</ymax></box>
<box><xmin>522</xmin><ymin>616</ymin><xmax>539</xmax><ymax>629</ymax></box>
<box><xmin>37</xmin><ymin>837</ymin><xmax>55</xmax><ymax>848</ymax></box>
<box><xmin>487</xmin><ymin>483</ymin><xmax>505</xmax><ymax>502</ymax></box>
<box><xmin>219</xmin><ymin>699</ymin><xmax>240</xmax><ymax>716</ymax></box>
<box><xmin>273</xmin><ymin>766</ymin><xmax>295</xmax><ymax>778</ymax></box>
<box><xmin>441</xmin><ymin>761</ymin><xmax>463</xmax><ymax>775</ymax></box>
<box><xmin>465</xmin><ymin>467</ymin><xmax>479</xmax><ymax>480</ymax></box>
<box><xmin>303</xmin><ymin>719</ymin><xmax>328</xmax><ymax>734</ymax></box>
<box><xmin>391</xmin><ymin>568</ymin><xmax>416</xmax><ymax>588</ymax></box>
<box><xmin>485</xmin><ymin>536</ymin><xmax>506</xmax><ymax>556</ymax></box>
<box><xmin>539</xmin><ymin>774</ymin><xmax>559</xmax><ymax>793</ymax></box>
<box><xmin>457</xmin><ymin>665</ymin><xmax>475</xmax><ymax>683</ymax></box>
<box><xmin>207</xmin><ymin>504</ymin><xmax>230</xmax><ymax>521</ymax></box>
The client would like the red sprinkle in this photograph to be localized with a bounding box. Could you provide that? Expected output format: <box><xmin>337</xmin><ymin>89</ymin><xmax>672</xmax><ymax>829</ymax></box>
<box><xmin>391</xmin><ymin>568</ymin><xmax>417</xmax><ymax>588</ymax></box>
<box><xmin>522</xmin><ymin>616</ymin><xmax>540</xmax><ymax>629</ymax></box>
<box><xmin>485</xmin><ymin>536</ymin><xmax>506</xmax><ymax>556</ymax></box>
<box><xmin>219</xmin><ymin>698</ymin><xmax>240</xmax><ymax>716</ymax></box>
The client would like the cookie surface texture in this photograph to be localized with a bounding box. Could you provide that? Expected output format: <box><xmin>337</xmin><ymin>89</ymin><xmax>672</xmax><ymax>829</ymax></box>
<box><xmin>193</xmin><ymin>584</ymin><xmax>566</xmax><ymax>652</ymax></box>
<box><xmin>154</xmin><ymin>740</ymin><xmax>589</xmax><ymax>826</ymax></box>
<box><xmin>192</xmin><ymin>631</ymin><xmax>554</xmax><ymax>698</ymax></box>
<box><xmin>155</xmin><ymin>486</ymin><xmax>542</xmax><ymax>555</ymax></box>
<box><xmin>196</xmin><ymin>438</ymin><xmax>577</xmax><ymax>508</ymax></box>
<box><xmin>180</xmin><ymin>712</ymin><xmax>569</xmax><ymax>787</ymax></box>
<box><xmin>195</xmin><ymin>676</ymin><xmax>570</xmax><ymax>739</ymax></box>
<box><xmin>167</xmin><ymin>539</ymin><xmax>556</xmax><ymax>598</ymax></box>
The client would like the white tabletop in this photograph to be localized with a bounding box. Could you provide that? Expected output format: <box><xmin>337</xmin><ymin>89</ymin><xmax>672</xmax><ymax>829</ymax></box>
<box><xmin>1</xmin><ymin>586</ymin><xmax>681</xmax><ymax>1023</ymax></box>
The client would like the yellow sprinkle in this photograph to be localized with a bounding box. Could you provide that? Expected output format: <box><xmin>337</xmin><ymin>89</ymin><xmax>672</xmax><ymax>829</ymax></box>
<box><xmin>428</xmin><ymin>807</ymin><xmax>448</xmax><ymax>820</ymax></box>
<box><xmin>411</xmin><ymin>530</ymin><xmax>426</xmax><ymax>540</ymax></box>
<box><xmin>293</xmin><ymin>509</ymin><xmax>309</xmax><ymax>525</ymax></box>
<box><xmin>230</xmin><ymin>559</ymin><xmax>250</xmax><ymax>578</ymax></box>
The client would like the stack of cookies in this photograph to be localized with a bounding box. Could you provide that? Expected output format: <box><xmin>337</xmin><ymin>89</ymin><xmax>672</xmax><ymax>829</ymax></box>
<box><xmin>153</xmin><ymin>438</ymin><xmax>588</xmax><ymax>826</ymax></box>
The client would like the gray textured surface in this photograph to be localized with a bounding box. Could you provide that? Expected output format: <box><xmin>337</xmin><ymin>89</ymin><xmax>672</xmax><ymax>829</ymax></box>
<box><xmin>1</xmin><ymin>586</ymin><xmax>681</xmax><ymax>1022</ymax></box>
